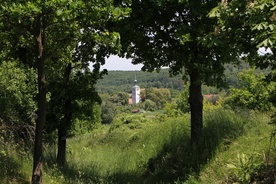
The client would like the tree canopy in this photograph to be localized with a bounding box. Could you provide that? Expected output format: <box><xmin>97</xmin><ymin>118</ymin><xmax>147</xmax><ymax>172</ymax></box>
<box><xmin>0</xmin><ymin>0</ymin><xmax>127</xmax><ymax>182</ymax></box>
<box><xmin>210</xmin><ymin>0</ymin><xmax>275</xmax><ymax>75</ymax></box>
<box><xmin>115</xmin><ymin>0</ymin><xmax>239</xmax><ymax>143</ymax></box>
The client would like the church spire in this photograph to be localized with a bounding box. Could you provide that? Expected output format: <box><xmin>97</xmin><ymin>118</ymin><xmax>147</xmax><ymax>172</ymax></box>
<box><xmin>132</xmin><ymin>74</ymin><xmax>140</xmax><ymax>104</ymax></box>
<box><xmin>134</xmin><ymin>74</ymin><xmax>138</xmax><ymax>85</ymax></box>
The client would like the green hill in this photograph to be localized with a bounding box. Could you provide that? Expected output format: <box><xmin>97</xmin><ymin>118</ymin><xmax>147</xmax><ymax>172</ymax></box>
<box><xmin>2</xmin><ymin>109</ymin><xmax>274</xmax><ymax>183</ymax></box>
<box><xmin>96</xmin><ymin>62</ymin><xmax>270</xmax><ymax>96</ymax></box>
<box><xmin>96</xmin><ymin>69</ymin><xmax>184</xmax><ymax>95</ymax></box>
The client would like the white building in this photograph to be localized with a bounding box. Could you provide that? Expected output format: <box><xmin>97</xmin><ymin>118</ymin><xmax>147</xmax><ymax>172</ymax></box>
<box><xmin>132</xmin><ymin>77</ymin><xmax>140</xmax><ymax>105</ymax></box>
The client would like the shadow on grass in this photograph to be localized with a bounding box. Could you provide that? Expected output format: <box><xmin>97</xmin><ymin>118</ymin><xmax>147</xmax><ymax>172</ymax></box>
<box><xmin>141</xmin><ymin>110</ymin><xmax>246</xmax><ymax>183</ymax></box>
<box><xmin>44</xmin><ymin>158</ymin><xmax>144</xmax><ymax>184</ymax></box>
<box><xmin>44</xmin><ymin>110</ymin><xmax>248</xmax><ymax>183</ymax></box>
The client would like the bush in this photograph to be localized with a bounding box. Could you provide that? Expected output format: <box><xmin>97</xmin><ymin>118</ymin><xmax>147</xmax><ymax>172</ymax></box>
<box><xmin>224</xmin><ymin>68</ymin><xmax>275</xmax><ymax>111</ymax></box>
<box><xmin>0</xmin><ymin>61</ymin><xmax>37</xmax><ymax>121</ymax></box>
<box><xmin>109</xmin><ymin>113</ymin><xmax>152</xmax><ymax>132</ymax></box>
<box><xmin>0</xmin><ymin>61</ymin><xmax>37</xmax><ymax>149</ymax></box>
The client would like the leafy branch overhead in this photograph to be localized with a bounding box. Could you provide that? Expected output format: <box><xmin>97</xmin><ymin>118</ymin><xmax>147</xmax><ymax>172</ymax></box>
<box><xmin>209</xmin><ymin>0</ymin><xmax>275</xmax><ymax>70</ymax></box>
<box><xmin>0</xmin><ymin>0</ymin><xmax>130</xmax><ymax>182</ymax></box>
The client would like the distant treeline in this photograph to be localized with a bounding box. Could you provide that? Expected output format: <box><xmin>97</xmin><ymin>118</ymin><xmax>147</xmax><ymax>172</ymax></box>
<box><xmin>96</xmin><ymin>62</ymin><xmax>270</xmax><ymax>95</ymax></box>
<box><xmin>96</xmin><ymin>69</ymin><xmax>183</xmax><ymax>94</ymax></box>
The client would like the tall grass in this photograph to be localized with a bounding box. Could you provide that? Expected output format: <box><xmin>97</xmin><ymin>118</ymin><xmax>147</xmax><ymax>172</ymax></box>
<box><xmin>42</xmin><ymin>108</ymin><xmax>273</xmax><ymax>183</ymax></box>
<box><xmin>0</xmin><ymin>144</ymin><xmax>32</xmax><ymax>183</ymax></box>
<box><xmin>184</xmin><ymin>110</ymin><xmax>274</xmax><ymax>183</ymax></box>
<box><xmin>44</xmin><ymin>113</ymin><xmax>191</xmax><ymax>183</ymax></box>
<box><xmin>1</xmin><ymin>109</ymin><xmax>273</xmax><ymax>183</ymax></box>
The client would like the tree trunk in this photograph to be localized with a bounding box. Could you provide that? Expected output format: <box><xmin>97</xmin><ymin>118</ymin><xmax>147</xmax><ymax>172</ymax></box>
<box><xmin>57</xmin><ymin>127</ymin><xmax>66</xmax><ymax>165</ymax></box>
<box><xmin>32</xmin><ymin>19</ymin><xmax>46</xmax><ymax>184</ymax></box>
<box><xmin>189</xmin><ymin>70</ymin><xmax>203</xmax><ymax>144</ymax></box>
<box><xmin>57</xmin><ymin>63</ymin><xmax>72</xmax><ymax>166</ymax></box>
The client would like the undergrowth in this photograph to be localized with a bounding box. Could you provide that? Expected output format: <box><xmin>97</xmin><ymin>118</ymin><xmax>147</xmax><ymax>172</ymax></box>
<box><xmin>183</xmin><ymin>110</ymin><xmax>275</xmax><ymax>184</ymax></box>
<box><xmin>1</xmin><ymin>109</ymin><xmax>274</xmax><ymax>183</ymax></box>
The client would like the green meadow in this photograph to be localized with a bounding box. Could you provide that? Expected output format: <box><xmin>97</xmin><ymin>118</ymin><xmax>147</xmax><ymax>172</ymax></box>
<box><xmin>1</xmin><ymin>108</ymin><xmax>274</xmax><ymax>183</ymax></box>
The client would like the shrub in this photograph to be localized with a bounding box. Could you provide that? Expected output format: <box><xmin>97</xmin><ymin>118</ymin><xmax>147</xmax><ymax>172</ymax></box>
<box><xmin>224</xmin><ymin>68</ymin><xmax>275</xmax><ymax>111</ymax></box>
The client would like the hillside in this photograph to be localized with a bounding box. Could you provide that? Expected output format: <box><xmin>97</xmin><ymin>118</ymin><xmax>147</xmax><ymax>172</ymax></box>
<box><xmin>96</xmin><ymin>62</ymin><xmax>269</xmax><ymax>95</ymax></box>
<box><xmin>43</xmin><ymin>110</ymin><xmax>276</xmax><ymax>183</ymax></box>
<box><xmin>96</xmin><ymin>69</ymin><xmax>184</xmax><ymax>94</ymax></box>
<box><xmin>2</xmin><ymin>109</ymin><xmax>274</xmax><ymax>183</ymax></box>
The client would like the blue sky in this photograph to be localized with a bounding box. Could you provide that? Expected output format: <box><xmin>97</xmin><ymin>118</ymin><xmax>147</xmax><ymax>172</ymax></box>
<box><xmin>102</xmin><ymin>55</ymin><xmax>143</xmax><ymax>71</ymax></box>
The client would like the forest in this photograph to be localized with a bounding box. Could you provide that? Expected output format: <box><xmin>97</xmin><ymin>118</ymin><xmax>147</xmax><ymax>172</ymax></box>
<box><xmin>0</xmin><ymin>0</ymin><xmax>275</xmax><ymax>183</ymax></box>
<box><xmin>96</xmin><ymin>62</ymin><xmax>270</xmax><ymax>95</ymax></box>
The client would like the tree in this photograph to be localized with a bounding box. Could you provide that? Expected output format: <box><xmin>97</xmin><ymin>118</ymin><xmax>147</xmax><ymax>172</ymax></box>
<box><xmin>144</xmin><ymin>88</ymin><xmax>171</xmax><ymax>109</ymax></box>
<box><xmin>177</xmin><ymin>83</ymin><xmax>190</xmax><ymax>113</ymax></box>
<box><xmin>143</xmin><ymin>99</ymin><xmax>157</xmax><ymax>111</ymax></box>
<box><xmin>115</xmin><ymin>0</ymin><xmax>235</xmax><ymax>143</ymax></box>
<box><xmin>210</xmin><ymin>0</ymin><xmax>276</xmax><ymax>136</ymax></box>
<box><xmin>225</xmin><ymin>68</ymin><xmax>275</xmax><ymax>111</ymax></box>
<box><xmin>109</xmin><ymin>92</ymin><xmax>130</xmax><ymax>106</ymax></box>
<box><xmin>0</xmin><ymin>0</ymin><xmax>126</xmax><ymax>182</ymax></box>
<box><xmin>0</xmin><ymin>1</ymin><xmax>52</xmax><ymax>181</ymax></box>
<box><xmin>101</xmin><ymin>101</ymin><xmax>118</xmax><ymax>124</ymax></box>
<box><xmin>0</xmin><ymin>61</ymin><xmax>37</xmax><ymax>122</ymax></box>
<box><xmin>0</xmin><ymin>61</ymin><xmax>37</xmax><ymax>148</ymax></box>
<box><xmin>210</xmin><ymin>0</ymin><xmax>275</xmax><ymax>78</ymax></box>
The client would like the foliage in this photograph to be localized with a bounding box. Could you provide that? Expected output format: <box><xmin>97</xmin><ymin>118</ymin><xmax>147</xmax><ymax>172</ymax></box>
<box><xmin>224</xmin><ymin>68</ymin><xmax>275</xmax><ymax>111</ymax></box>
<box><xmin>164</xmin><ymin>102</ymin><xmax>183</xmax><ymax>118</ymax></box>
<box><xmin>0</xmin><ymin>0</ymin><xmax>130</xmax><ymax>179</ymax></box>
<box><xmin>69</xmin><ymin>102</ymin><xmax>102</xmax><ymax>136</ymax></box>
<box><xmin>100</xmin><ymin>92</ymin><xmax>132</xmax><ymax>124</ymax></box>
<box><xmin>1</xmin><ymin>109</ymin><xmax>274</xmax><ymax>183</ymax></box>
<box><xmin>101</xmin><ymin>100</ymin><xmax>118</xmax><ymax>124</ymax></box>
<box><xmin>203</xmin><ymin>97</ymin><xmax>223</xmax><ymax>112</ymax></box>
<box><xmin>118</xmin><ymin>0</ymin><xmax>230</xmax><ymax>82</ymax></box>
<box><xmin>141</xmin><ymin>99</ymin><xmax>156</xmax><ymax>111</ymax></box>
<box><xmin>0</xmin><ymin>61</ymin><xmax>37</xmax><ymax>121</ymax></box>
<box><xmin>96</xmin><ymin>62</ymin><xmax>265</xmax><ymax>97</ymax></box>
<box><xmin>115</xmin><ymin>0</ymin><xmax>247</xmax><ymax>143</ymax></box>
<box><xmin>210</xmin><ymin>0</ymin><xmax>275</xmax><ymax>75</ymax></box>
<box><xmin>143</xmin><ymin>87</ymin><xmax>171</xmax><ymax>110</ymax></box>
<box><xmin>177</xmin><ymin>84</ymin><xmax>190</xmax><ymax>113</ymax></box>
<box><xmin>226</xmin><ymin>153</ymin><xmax>263</xmax><ymax>183</ymax></box>
<box><xmin>109</xmin><ymin>92</ymin><xmax>129</xmax><ymax>106</ymax></box>
<box><xmin>96</xmin><ymin>69</ymin><xmax>184</xmax><ymax>96</ymax></box>
<box><xmin>0</xmin><ymin>61</ymin><xmax>37</xmax><ymax>149</ymax></box>
<box><xmin>109</xmin><ymin>113</ymin><xmax>152</xmax><ymax>132</ymax></box>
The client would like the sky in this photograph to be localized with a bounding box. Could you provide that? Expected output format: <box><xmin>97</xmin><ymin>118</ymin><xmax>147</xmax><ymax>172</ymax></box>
<box><xmin>101</xmin><ymin>55</ymin><xmax>143</xmax><ymax>71</ymax></box>
<box><xmin>93</xmin><ymin>48</ymin><xmax>272</xmax><ymax>71</ymax></box>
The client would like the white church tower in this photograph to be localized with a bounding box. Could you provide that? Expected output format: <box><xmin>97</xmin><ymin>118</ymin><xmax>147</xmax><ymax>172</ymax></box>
<box><xmin>132</xmin><ymin>76</ymin><xmax>140</xmax><ymax>105</ymax></box>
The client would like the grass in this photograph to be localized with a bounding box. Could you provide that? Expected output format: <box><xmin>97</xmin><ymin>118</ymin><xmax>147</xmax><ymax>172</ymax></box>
<box><xmin>43</xmin><ymin>113</ymin><xmax>191</xmax><ymax>183</ymax></box>
<box><xmin>0</xmin><ymin>144</ymin><xmax>32</xmax><ymax>183</ymax></box>
<box><xmin>184</xmin><ymin>110</ymin><xmax>275</xmax><ymax>183</ymax></box>
<box><xmin>1</xmin><ymin>109</ymin><xmax>275</xmax><ymax>183</ymax></box>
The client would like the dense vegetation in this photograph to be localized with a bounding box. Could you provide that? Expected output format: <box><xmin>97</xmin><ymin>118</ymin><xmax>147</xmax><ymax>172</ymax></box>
<box><xmin>0</xmin><ymin>0</ymin><xmax>275</xmax><ymax>183</ymax></box>
<box><xmin>1</xmin><ymin>108</ymin><xmax>275</xmax><ymax>183</ymax></box>
<box><xmin>96</xmin><ymin>62</ymin><xmax>271</xmax><ymax>95</ymax></box>
<box><xmin>96</xmin><ymin>69</ymin><xmax>184</xmax><ymax>94</ymax></box>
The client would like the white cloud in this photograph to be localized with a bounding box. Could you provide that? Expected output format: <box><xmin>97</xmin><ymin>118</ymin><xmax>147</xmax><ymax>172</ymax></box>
<box><xmin>102</xmin><ymin>55</ymin><xmax>143</xmax><ymax>71</ymax></box>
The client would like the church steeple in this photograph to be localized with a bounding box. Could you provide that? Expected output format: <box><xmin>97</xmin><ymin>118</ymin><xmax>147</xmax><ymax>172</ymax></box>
<box><xmin>134</xmin><ymin>75</ymin><xmax>138</xmax><ymax>85</ymax></box>
<box><xmin>132</xmin><ymin>75</ymin><xmax>140</xmax><ymax>105</ymax></box>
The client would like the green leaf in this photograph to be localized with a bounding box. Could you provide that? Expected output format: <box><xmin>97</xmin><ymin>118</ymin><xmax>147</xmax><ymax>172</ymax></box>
<box><xmin>112</xmin><ymin>7</ymin><xmax>121</xmax><ymax>19</ymax></box>
<box><xmin>268</xmin><ymin>24</ymin><xmax>275</xmax><ymax>31</ymax></box>
<box><xmin>227</xmin><ymin>163</ymin><xmax>237</xmax><ymax>169</ymax></box>
<box><xmin>257</xmin><ymin>38</ymin><xmax>273</xmax><ymax>48</ymax></box>
<box><xmin>208</xmin><ymin>7</ymin><xmax>220</xmax><ymax>18</ymax></box>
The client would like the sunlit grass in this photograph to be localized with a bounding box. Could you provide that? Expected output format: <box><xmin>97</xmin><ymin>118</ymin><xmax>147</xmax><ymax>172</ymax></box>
<box><xmin>184</xmin><ymin>111</ymin><xmax>274</xmax><ymax>183</ymax></box>
<box><xmin>2</xmin><ymin>109</ymin><xmax>274</xmax><ymax>183</ymax></box>
<box><xmin>52</xmin><ymin>114</ymin><xmax>191</xmax><ymax>183</ymax></box>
